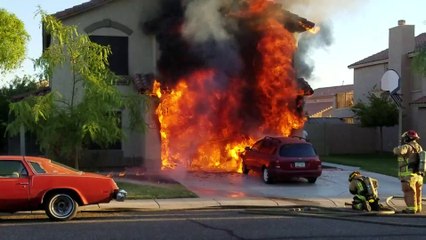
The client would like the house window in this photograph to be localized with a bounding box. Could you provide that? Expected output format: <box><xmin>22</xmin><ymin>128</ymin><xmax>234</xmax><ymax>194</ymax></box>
<box><xmin>89</xmin><ymin>36</ymin><xmax>129</xmax><ymax>76</ymax></box>
<box><xmin>336</xmin><ymin>92</ymin><xmax>354</xmax><ymax>109</ymax></box>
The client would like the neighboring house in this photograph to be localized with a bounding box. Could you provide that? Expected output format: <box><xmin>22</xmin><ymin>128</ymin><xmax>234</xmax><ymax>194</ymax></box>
<box><xmin>304</xmin><ymin>84</ymin><xmax>354</xmax><ymax>123</ymax></box>
<box><xmin>44</xmin><ymin>0</ymin><xmax>163</xmax><ymax>170</ymax></box>
<box><xmin>348</xmin><ymin>20</ymin><xmax>426</xmax><ymax>147</ymax></box>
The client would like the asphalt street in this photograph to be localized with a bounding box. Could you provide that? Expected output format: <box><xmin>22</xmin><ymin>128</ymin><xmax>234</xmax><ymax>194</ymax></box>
<box><xmin>2</xmin><ymin>208</ymin><xmax>426</xmax><ymax>240</ymax></box>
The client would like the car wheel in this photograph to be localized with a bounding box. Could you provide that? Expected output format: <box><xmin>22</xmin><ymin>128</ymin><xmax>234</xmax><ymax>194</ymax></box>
<box><xmin>307</xmin><ymin>177</ymin><xmax>317</xmax><ymax>184</ymax></box>
<box><xmin>242</xmin><ymin>162</ymin><xmax>249</xmax><ymax>174</ymax></box>
<box><xmin>44</xmin><ymin>193</ymin><xmax>78</xmax><ymax>221</ymax></box>
<box><xmin>262</xmin><ymin>167</ymin><xmax>273</xmax><ymax>184</ymax></box>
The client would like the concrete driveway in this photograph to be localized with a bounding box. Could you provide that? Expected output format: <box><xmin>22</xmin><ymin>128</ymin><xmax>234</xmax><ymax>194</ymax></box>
<box><xmin>167</xmin><ymin>163</ymin><xmax>408</xmax><ymax>200</ymax></box>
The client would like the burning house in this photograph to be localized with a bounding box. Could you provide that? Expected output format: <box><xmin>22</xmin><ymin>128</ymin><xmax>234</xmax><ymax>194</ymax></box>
<box><xmin>49</xmin><ymin>0</ymin><xmax>318</xmax><ymax>172</ymax></box>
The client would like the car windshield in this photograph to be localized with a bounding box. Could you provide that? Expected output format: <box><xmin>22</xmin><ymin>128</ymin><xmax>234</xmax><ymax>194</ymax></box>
<box><xmin>279</xmin><ymin>143</ymin><xmax>317</xmax><ymax>157</ymax></box>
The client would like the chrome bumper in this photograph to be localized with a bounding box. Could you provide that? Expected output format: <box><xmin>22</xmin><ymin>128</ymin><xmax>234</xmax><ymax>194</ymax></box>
<box><xmin>114</xmin><ymin>189</ymin><xmax>127</xmax><ymax>201</ymax></box>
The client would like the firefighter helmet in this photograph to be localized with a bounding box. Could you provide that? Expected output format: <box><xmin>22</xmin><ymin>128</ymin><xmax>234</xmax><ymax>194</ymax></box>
<box><xmin>401</xmin><ymin>130</ymin><xmax>420</xmax><ymax>143</ymax></box>
<box><xmin>348</xmin><ymin>171</ymin><xmax>361</xmax><ymax>182</ymax></box>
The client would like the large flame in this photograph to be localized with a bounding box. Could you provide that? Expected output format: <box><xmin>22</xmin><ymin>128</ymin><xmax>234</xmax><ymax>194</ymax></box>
<box><xmin>153</xmin><ymin>0</ymin><xmax>307</xmax><ymax>173</ymax></box>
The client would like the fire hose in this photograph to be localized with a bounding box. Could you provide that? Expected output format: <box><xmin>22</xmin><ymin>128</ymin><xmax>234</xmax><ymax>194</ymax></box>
<box><xmin>239</xmin><ymin>198</ymin><xmax>426</xmax><ymax>228</ymax></box>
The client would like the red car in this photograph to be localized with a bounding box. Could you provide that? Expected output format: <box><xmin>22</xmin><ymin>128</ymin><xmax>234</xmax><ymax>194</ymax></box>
<box><xmin>241</xmin><ymin>136</ymin><xmax>322</xmax><ymax>184</ymax></box>
<box><xmin>0</xmin><ymin>156</ymin><xmax>126</xmax><ymax>221</ymax></box>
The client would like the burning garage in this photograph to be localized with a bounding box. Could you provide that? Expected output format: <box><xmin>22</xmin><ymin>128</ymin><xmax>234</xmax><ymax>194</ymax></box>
<box><xmin>49</xmin><ymin>0</ymin><xmax>323</xmax><ymax>172</ymax></box>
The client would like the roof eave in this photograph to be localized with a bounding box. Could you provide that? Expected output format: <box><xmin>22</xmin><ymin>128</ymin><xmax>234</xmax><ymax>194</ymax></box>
<box><xmin>348</xmin><ymin>59</ymin><xmax>388</xmax><ymax>69</ymax></box>
<box><xmin>53</xmin><ymin>0</ymin><xmax>116</xmax><ymax>20</ymax></box>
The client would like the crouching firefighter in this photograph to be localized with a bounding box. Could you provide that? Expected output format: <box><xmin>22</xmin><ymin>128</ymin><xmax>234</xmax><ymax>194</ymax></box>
<box><xmin>348</xmin><ymin>171</ymin><xmax>380</xmax><ymax>211</ymax></box>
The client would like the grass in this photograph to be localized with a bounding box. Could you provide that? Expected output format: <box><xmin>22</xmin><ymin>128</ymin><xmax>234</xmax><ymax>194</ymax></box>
<box><xmin>321</xmin><ymin>153</ymin><xmax>399</xmax><ymax>177</ymax></box>
<box><xmin>116</xmin><ymin>181</ymin><xmax>198</xmax><ymax>200</ymax></box>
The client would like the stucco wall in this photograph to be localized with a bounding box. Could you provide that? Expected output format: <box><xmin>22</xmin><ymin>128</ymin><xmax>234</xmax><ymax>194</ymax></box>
<box><xmin>353</xmin><ymin>63</ymin><xmax>387</xmax><ymax>103</ymax></box>
<box><xmin>50</xmin><ymin>0</ymin><xmax>162</xmax><ymax>170</ymax></box>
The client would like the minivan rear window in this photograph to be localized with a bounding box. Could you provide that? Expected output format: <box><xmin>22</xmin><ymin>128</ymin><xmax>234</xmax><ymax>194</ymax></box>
<box><xmin>279</xmin><ymin>143</ymin><xmax>316</xmax><ymax>157</ymax></box>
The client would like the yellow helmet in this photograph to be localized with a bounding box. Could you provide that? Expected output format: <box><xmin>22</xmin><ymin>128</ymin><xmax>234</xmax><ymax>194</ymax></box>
<box><xmin>348</xmin><ymin>171</ymin><xmax>360</xmax><ymax>182</ymax></box>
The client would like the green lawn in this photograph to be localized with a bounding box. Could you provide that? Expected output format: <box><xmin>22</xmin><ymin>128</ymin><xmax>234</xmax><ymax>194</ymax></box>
<box><xmin>116</xmin><ymin>181</ymin><xmax>198</xmax><ymax>199</ymax></box>
<box><xmin>321</xmin><ymin>153</ymin><xmax>398</xmax><ymax>177</ymax></box>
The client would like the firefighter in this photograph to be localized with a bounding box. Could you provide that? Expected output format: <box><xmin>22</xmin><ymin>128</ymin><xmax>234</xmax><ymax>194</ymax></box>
<box><xmin>348</xmin><ymin>171</ymin><xmax>380</xmax><ymax>211</ymax></box>
<box><xmin>393</xmin><ymin>130</ymin><xmax>423</xmax><ymax>214</ymax></box>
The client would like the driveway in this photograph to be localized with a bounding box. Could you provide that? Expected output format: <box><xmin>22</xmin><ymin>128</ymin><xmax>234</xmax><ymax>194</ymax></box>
<box><xmin>167</xmin><ymin>163</ymin><xmax>406</xmax><ymax>200</ymax></box>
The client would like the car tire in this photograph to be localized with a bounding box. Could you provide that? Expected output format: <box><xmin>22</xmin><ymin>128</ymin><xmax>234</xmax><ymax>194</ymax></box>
<box><xmin>307</xmin><ymin>177</ymin><xmax>317</xmax><ymax>184</ymax></box>
<box><xmin>44</xmin><ymin>193</ymin><xmax>78</xmax><ymax>221</ymax></box>
<box><xmin>262</xmin><ymin>167</ymin><xmax>273</xmax><ymax>184</ymax></box>
<box><xmin>242</xmin><ymin>162</ymin><xmax>249</xmax><ymax>174</ymax></box>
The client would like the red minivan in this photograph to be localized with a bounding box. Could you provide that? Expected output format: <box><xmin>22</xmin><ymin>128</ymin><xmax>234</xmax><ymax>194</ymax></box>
<box><xmin>241</xmin><ymin>136</ymin><xmax>322</xmax><ymax>184</ymax></box>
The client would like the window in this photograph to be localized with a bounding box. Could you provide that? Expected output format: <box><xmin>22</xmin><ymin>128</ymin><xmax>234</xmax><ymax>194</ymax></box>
<box><xmin>258</xmin><ymin>140</ymin><xmax>277</xmax><ymax>154</ymax></box>
<box><xmin>0</xmin><ymin>161</ymin><xmax>28</xmax><ymax>178</ymax></box>
<box><xmin>279</xmin><ymin>144</ymin><xmax>317</xmax><ymax>157</ymax></box>
<box><xmin>89</xmin><ymin>35</ymin><xmax>129</xmax><ymax>75</ymax></box>
<box><xmin>29</xmin><ymin>162</ymin><xmax>46</xmax><ymax>174</ymax></box>
<box><xmin>336</xmin><ymin>92</ymin><xmax>354</xmax><ymax>109</ymax></box>
<box><xmin>251</xmin><ymin>140</ymin><xmax>264</xmax><ymax>151</ymax></box>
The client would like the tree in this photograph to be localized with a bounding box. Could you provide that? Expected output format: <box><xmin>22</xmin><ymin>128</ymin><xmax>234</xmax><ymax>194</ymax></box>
<box><xmin>0</xmin><ymin>76</ymin><xmax>38</xmax><ymax>153</ymax></box>
<box><xmin>351</xmin><ymin>90</ymin><xmax>398</xmax><ymax>152</ymax></box>
<box><xmin>0</xmin><ymin>9</ymin><xmax>29</xmax><ymax>73</ymax></box>
<box><xmin>7</xmin><ymin>12</ymin><xmax>148</xmax><ymax>168</ymax></box>
<box><xmin>412</xmin><ymin>46</ymin><xmax>426</xmax><ymax>75</ymax></box>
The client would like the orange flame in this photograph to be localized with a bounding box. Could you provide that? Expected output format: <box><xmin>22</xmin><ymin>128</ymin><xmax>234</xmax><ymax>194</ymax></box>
<box><xmin>155</xmin><ymin>0</ymin><xmax>306</xmax><ymax>173</ymax></box>
<box><xmin>308</xmin><ymin>26</ymin><xmax>320</xmax><ymax>34</ymax></box>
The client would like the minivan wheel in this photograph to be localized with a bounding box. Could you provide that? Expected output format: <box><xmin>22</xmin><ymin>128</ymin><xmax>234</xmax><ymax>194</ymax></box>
<box><xmin>262</xmin><ymin>167</ymin><xmax>273</xmax><ymax>184</ymax></box>
<box><xmin>307</xmin><ymin>177</ymin><xmax>317</xmax><ymax>184</ymax></box>
<box><xmin>45</xmin><ymin>193</ymin><xmax>78</xmax><ymax>221</ymax></box>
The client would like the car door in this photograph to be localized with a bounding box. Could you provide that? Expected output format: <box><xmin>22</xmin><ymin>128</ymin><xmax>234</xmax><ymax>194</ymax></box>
<box><xmin>243</xmin><ymin>140</ymin><xmax>264</xmax><ymax>170</ymax></box>
<box><xmin>0</xmin><ymin>160</ymin><xmax>30</xmax><ymax>212</ymax></box>
<box><xmin>256</xmin><ymin>140</ymin><xmax>276</xmax><ymax>170</ymax></box>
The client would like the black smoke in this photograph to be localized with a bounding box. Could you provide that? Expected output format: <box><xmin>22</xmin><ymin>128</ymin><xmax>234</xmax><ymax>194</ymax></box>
<box><xmin>143</xmin><ymin>0</ymin><xmax>315</xmax><ymax>88</ymax></box>
<box><xmin>143</xmin><ymin>0</ymin><xmax>315</xmax><ymax>135</ymax></box>
<box><xmin>294</xmin><ymin>22</ymin><xmax>333</xmax><ymax>79</ymax></box>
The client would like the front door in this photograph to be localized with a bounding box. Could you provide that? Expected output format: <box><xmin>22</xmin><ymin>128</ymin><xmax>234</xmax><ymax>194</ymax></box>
<box><xmin>0</xmin><ymin>160</ymin><xmax>30</xmax><ymax>212</ymax></box>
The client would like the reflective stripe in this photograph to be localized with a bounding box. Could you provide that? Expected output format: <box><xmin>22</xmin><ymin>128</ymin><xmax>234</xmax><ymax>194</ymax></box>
<box><xmin>355</xmin><ymin>194</ymin><xmax>366</xmax><ymax>201</ymax></box>
<box><xmin>406</xmin><ymin>206</ymin><xmax>417</xmax><ymax>211</ymax></box>
<box><xmin>356</xmin><ymin>182</ymin><xmax>364</xmax><ymax>192</ymax></box>
<box><xmin>398</xmin><ymin>156</ymin><xmax>414</xmax><ymax>177</ymax></box>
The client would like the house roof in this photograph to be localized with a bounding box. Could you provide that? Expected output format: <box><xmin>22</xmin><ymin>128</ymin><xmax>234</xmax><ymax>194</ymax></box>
<box><xmin>411</xmin><ymin>96</ymin><xmax>426</xmax><ymax>104</ymax></box>
<box><xmin>309</xmin><ymin>84</ymin><xmax>354</xmax><ymax>98</ymax></box>
<box><xmin>11</xmin><ymin>87</ymin><xmax>52</xmax><ymax>102</ymax></box>
<box><xmin>348</xmin><ymin>33</ymin><xmax>426</xmax><ymax>68</ymax></box>
<box><xmin>303</xmin><ymin>84</ymin><xmax>353</xmax><ymax>118</ymax></box>
<box><xmin>53</xmin><ymin>0</ymin><xmax>116</xmax><ymax>20</ymax></box>
<box><xmin>304</xmin><ymin>102</ymin><xmax>333</xmax><ymax>117</ymax></box>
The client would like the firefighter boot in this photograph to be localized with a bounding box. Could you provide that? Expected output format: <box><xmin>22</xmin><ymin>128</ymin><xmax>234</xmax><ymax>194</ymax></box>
<box><xmin>362</xmin><ymin>200</ymin><xmax>372</xmax><ymax>212</ymax></box>
<box><xmin>402</xmin><ymin>209</ymin><xmax>416</xmax><ymax>214</ymax></box>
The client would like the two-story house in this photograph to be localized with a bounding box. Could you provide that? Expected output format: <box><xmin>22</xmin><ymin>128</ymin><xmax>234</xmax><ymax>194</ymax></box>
<box><xmin>46</xmin><ymin>0</ymin><xmax>163</xmax><ymax>170</ymax></box>
<box><xmin>348</xmin><ymin>20</ymin><xmax>426</xmax><ymax>147</ymax></box>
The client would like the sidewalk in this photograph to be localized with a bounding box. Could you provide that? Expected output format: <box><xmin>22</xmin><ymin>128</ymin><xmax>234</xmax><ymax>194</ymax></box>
<box><xmin>81</xmin><ymin>196</ymin><xmax>412</xmax><ymax>214</ymax></box>
<box><xmin>81</xmin><ymin>197</ymin><xmax>350</xmax><ymax>211</ymax></box>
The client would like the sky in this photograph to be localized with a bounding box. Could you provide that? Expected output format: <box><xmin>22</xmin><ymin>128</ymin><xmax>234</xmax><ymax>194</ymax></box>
<box><xmin>1</xmin><ymin>0</ymin><xmax>426</xmax><ymax>90</ymax></box>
